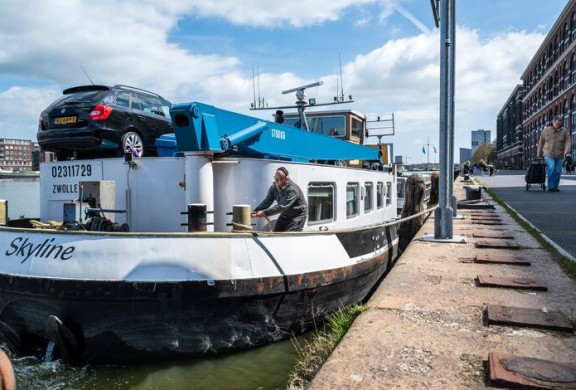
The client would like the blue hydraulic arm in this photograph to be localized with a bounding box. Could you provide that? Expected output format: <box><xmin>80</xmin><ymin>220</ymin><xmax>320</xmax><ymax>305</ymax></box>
<box><xmin>170</xmin><ymin>102</ymin><xmax>381</xmax><ymax>163</ymax></box>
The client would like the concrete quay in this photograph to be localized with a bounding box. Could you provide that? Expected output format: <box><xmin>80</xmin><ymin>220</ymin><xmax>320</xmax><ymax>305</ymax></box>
<box><xmin>310</xmin><ymin>178</ymin><xmax>576</xmax><ymax>389</ymax></box>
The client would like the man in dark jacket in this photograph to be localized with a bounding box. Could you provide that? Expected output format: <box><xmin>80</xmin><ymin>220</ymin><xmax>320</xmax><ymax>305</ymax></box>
<box><xmin>252</xmin><ymin>167</ymin><xmax>307</xmax><ymax>231</ymax></box>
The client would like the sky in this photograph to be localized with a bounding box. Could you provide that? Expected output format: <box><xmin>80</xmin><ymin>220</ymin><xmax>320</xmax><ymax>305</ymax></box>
<box><xmin>0</xmin><ymin>0</ymin><xmax>570</xmax><ymax>164</ymax></box>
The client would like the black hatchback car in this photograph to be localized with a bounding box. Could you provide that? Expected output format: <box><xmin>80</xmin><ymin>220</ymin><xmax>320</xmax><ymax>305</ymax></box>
<box><xmin>37</xmin><ymin>85</ymin><xmax>173</xmax><ymax>160</ymax></box>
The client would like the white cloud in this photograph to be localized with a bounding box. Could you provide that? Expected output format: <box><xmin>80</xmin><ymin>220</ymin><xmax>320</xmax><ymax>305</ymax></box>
<box><xmin>0</xmin><ymin>87</ymin><xmax>61</xmax><ymax>138</ymax></box>
<box><xmin>0</xmin><ymin>0</ymin><xmax>548</xmax><ymax>163</ymax></box>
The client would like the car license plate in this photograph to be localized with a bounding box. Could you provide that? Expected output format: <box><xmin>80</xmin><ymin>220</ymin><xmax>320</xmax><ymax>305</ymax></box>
<box><xmin>54</xmin><ymin>116</ymin><xmax>77</xmax><ymax>125</ymax></box>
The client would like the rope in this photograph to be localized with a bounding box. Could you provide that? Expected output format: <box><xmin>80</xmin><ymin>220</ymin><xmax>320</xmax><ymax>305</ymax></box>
<box><xmin>30</xmin><ymin>220</ymin><xmax>64</xmax><ymax>229</ymax></box>
<box><xmin>231</xmin><ymin>221</ymin><xmax>252</xmax><ymax>231</ymax></box>
<box><xmin>232</xmin><ymin>215</ymin><xmax>272</xmax><ymax>232</ymax></box>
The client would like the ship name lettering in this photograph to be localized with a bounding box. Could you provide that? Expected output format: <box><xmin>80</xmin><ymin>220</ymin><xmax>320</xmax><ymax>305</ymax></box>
<box><xmin>271</xmin><ymin>129</ymin><xmax>285</xmax><ymax>140</ymax></box>
<box><xmin>52</xmin><ymin>183</ymin><xmax>78</xmax><ymax>194</ymax></box>
<box><xmin>5</xmin><ymin>237</ymin><xmax>75</xmax><ymax>263</ymax></box>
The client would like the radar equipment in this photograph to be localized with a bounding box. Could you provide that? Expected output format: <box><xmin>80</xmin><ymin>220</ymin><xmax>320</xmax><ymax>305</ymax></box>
<box><xmin>250</xmin><ymin>80</ymin><xmax>354</xmax><ymax>132</ymax></box>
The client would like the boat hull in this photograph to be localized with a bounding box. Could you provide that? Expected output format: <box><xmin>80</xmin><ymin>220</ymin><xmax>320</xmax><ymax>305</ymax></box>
<box><xmin>0</xmin><ymin>224</ymin><xmax>398</xmax><ymax>365</ymax></box>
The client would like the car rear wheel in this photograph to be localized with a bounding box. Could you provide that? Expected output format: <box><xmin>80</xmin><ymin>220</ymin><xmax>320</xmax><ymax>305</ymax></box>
<box><xmin>122</xmin><ymin>131</ymin><xmax>144</xmax><ymax>157</ymax></box>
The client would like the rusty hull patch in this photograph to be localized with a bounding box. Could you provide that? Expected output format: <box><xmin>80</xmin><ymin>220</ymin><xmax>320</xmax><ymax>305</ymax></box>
<box><xmin>476</xmin><ymin>274</ymin><xmax>548</xmax><ymax>291</ymax></box>
<box><xmin>485</xmin><ymin>304</ymin><xmax>574</xmax><ymax>333</ymax></box>
<box><xmin>489</xmin><ymin>351</ymin><xmax>576</xmax><ymax>389</ymax></box>
<box><xmin>475</xmin><ymin>240</ymin><xmax>520</xmax><ymax>250</ymax></box>
<box><xmin>474</xmin><ymin>253</ymin><xmax>531</xmax><ymax>266</ymax></box>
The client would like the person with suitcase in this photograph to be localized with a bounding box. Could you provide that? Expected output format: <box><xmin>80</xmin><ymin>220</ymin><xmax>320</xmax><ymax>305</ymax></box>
<box><xmin>537</xmin><ymin>115</ymin><xmax>572</xmax><ymax>192</ymax></box>
<box><xmin>564</xmin><ymin>155</ymin><xmax>574</xmax><ymax>174</ymax></box>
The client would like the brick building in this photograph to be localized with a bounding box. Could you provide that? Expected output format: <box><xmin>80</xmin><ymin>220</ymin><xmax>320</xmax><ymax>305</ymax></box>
<box><xmin>0</xmin><ymin>138</ymin><xmax>34</xmax><ymax>172</ymax></box>
<box><xmin>496</xmin><ymin>85</ymin><xmax>524</xmax><ymax>169</ymax></box>
<box><xmin>519</xmin><ymin>0</ymin><xmax>576</xmax><ymax>167</ymax></box>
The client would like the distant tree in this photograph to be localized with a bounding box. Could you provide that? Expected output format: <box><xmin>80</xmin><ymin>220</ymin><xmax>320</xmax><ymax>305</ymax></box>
<box><xmin>472</xmin><ymin>141</ymin><xmax>496</xmax><ymax>164</ymax></box>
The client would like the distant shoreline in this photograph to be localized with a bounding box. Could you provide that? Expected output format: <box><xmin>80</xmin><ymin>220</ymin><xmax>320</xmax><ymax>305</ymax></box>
<box><xmin>0</xmin><ymin>172</ymin><xmax>39</xmax><ymax>179</ymax></box>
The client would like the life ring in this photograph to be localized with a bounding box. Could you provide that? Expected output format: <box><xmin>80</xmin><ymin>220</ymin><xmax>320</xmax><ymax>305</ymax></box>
<box><xmin>0</xmin><ymin>348</ymin><xmax>16</xmax><ymax>390</ymax></box>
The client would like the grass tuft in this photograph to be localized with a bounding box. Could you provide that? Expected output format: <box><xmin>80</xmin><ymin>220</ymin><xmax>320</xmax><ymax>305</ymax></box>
<box><xmin>286</xmin><ymin>304</ymin><xmax>368</xmax><ymax>389</ymax></box>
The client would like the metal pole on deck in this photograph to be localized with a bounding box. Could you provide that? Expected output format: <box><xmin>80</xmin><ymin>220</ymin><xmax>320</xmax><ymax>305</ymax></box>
<box><xmin>434</xmin><ymin>0</ymin><xmax>455</xmax><ymax>239</ymax></box>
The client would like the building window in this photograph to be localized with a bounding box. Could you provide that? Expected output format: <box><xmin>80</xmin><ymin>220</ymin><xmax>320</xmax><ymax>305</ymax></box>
<box><xmin>572</xmin><ymin>94</ymin><xmax>576</xmax><ymax>132</ymax></box>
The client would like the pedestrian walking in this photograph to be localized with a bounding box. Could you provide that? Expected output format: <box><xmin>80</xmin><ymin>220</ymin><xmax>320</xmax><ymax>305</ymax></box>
<box><xmin>537</xmin><ymin>115</ymin><xmax>572</xmax><ymax>192</ymax></box>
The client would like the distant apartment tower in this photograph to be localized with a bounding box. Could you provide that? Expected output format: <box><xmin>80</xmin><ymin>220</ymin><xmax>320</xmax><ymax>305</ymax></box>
<box><xmin>496</xmin><ymin>85</ymin><xmax>524</xmax><ymax>169</ymax></box>
<box><xmin>459</xmin><ymin>147</ymin><xmax>472</xmax><ymax>164</ymax></box>
<box><xmin>471</xmin><ymin>129</ymin><xmax>491</xmax><ymax>155</ymax></box>
<box><xmin>0</xmin><ymin>138</ymin><xmax>34</xmax><ymax>172</ymax></box>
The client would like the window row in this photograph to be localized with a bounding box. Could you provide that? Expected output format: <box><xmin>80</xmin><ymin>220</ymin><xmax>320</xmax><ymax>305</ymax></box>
<box><xmin>307</xmin><ymin>181</ymin><xmax>392</xmax><ymax>224</ymax></box>
<box><xmin>524</xmin><ymin>9</ymin><xmax>576</xmax><ymax>94</ymax></box>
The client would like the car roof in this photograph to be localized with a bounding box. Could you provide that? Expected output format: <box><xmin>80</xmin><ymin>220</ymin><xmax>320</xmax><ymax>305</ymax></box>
<box><xmin>63</xmin><ymin>85</ymin><xmax>111</xmax><ymax>95</ymax></box>
<box><xmin>62</xmin><ymin>85</ymin><xmax>167</xmax><ymax>101</ymax></box>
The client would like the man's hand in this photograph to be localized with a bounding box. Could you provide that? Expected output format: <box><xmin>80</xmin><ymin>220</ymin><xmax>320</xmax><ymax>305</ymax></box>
<box><xmin>252</xmin><ymin>210</ymin><xmax>266</xmax><ymax>218</ymax></box>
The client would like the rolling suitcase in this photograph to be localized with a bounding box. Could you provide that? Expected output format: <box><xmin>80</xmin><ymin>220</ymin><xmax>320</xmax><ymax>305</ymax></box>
<box><xmin>525</xmin><ymin>159</ymin><xmax>546</xmax><ymax>191</ymax></box>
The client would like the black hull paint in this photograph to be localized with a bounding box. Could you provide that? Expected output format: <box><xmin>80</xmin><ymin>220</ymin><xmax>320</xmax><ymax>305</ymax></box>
<box><xmin>0</xmin><ymin>225</ymin><xmax>398</xmax><ymax>366</ymax></box>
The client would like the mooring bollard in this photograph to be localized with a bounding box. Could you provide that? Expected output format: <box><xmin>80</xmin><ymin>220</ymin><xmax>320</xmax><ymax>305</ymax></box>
<box><xmin>182</xmin><ymin>203</ymin><xmax>208</xmax><ymax>232</ymax></box>
<box><xmin>398</xmin><ymin>174</ymin><xmax>427</xmax><ymax>254</ymax></box>
<box><xmin>231</xmin><ymin>204</ymin><xmax>252</xmax><ymax>232</ymax></box>
<box><xmin>464</xmin><ymin>185</ymin><xmax>482</xmax><ymax>200</ymax></box>
<box><xmin>428</xmin><ymin>171</ymin><xmax>440</xmax><ymax>207</ymax></box>
<box><xmin>0</xmin><ymin>200</ymin><xmax>7</xmax><ymax>225</ymax></box>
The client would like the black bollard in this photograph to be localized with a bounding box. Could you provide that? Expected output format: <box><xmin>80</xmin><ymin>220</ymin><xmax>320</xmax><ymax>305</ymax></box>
<box><xmin>428</xmin><ymin>171</ymin><xmax>440</xmax><ymax>207</ymax></box>
<box><xmin>398</xmin><ymin>174</ymin><xmax>427</xmax><ymax>254</ymax></box>
<box><xmin>186</xmin><ymin>204</ymin><xmax>207</xmax><ymax>232</ymax></box>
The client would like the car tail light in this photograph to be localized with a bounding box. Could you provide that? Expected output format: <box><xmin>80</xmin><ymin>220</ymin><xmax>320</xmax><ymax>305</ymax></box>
<box><xmin>89</xmin><ymin>105</ymin><xmax>113</xmax><ymax>121</ymax></box>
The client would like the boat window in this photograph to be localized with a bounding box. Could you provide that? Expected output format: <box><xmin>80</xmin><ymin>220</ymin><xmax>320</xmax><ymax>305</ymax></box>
<box><xmin>346</xmin><ymin>182</ymin><xmax>359</xmax><ymax>218</ymax></box>
<box><xmin>386</xmin><ymin>182</ymin><xmax>392</xmax><ymax>206</ymax></box>
<box><xmin>307</xmin><ymin>183</ymin><xmax>334</xmax><ymax>224</ymax></box>
<box><xmin>351</xmin><ymin>117</ymin><xmax>363</xmax><ymax>139</ymax></box>
<box><xmin>364</xmin><ymin>182</ymin><xmax>373</xmax><ymax>212</ymax></box>
<box><xmin>376</xmin><ymin>182</ymin><xmax>384</xmax><ymax>209</ymax></box>
<box><xmin>397</xmin><ymin>178</ymin><xmax>406</xmax><ymax>199</ymax></box>
<box><xmin>284</xmin><ymin>115</ymin><xmax>345</xmax><ymax>137</ymax></box>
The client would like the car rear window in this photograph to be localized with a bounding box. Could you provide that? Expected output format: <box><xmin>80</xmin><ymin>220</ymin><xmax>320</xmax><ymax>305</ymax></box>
<box><xmin>48</xmin><ymin>91</ymin><xmax>105</xmax><ymax>109</ymax></box>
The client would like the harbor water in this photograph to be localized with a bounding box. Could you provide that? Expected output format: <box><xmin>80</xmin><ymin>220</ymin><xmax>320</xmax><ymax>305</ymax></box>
<box><xmin>0</xmin><ymin>178</ymin><xmax>40</xmax><ymax>220</ymax></box>
<box><xmin>0</xmin><ymin>178</ymin><xmax>304</xmax><ymax>389</ymax></box>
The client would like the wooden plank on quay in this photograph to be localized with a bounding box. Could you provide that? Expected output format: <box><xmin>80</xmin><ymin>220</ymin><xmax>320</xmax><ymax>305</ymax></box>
<box><xmin>472</xmin><ymin>231</ymin><xmax>514</xmax><ymax>239</ymax></box>
<box><xmin>476</xmin><ymin>240</ymin><xmax>520</xmax><ymax>250</ymax></box>
<box><xmin>485</xmin><ymin>304</ymin><xmax>574</xmax><ymax>333</ymax></box>
<box><xmin>476</xmin><ymin>274</ymin><xmax>548</xmax><ymax>291</ymax></box>
<box><xmin>474</xmin><ymin>253</ymin><xmax>531</xmax><ymax>266</ymax></box>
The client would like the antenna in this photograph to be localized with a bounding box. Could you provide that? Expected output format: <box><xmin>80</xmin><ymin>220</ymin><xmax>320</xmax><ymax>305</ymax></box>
<box><xmin>339</xmin><ymin>52</ymin><xmax>344</xmax><ymax>102</ymax></box>
<box><xmin>80</xmin><ymin>66</ymin><xmax>94</xmax><ymax>85</ymax></box>
<box><xmin>252</xmin><ymin>65</ymin><xmax>257</xmax><ymax>108</ymax></box>
<box><xmin>257</xmin><ymin>62</ymin><xmax>262</xmax><ymax>108</ymax></box>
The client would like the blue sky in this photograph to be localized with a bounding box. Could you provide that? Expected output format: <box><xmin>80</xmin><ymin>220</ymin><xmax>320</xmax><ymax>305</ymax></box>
<box><xmin>0</xmin><ymin>0</ymin><xmax>569</xmax><ymax>163</ymax></box>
